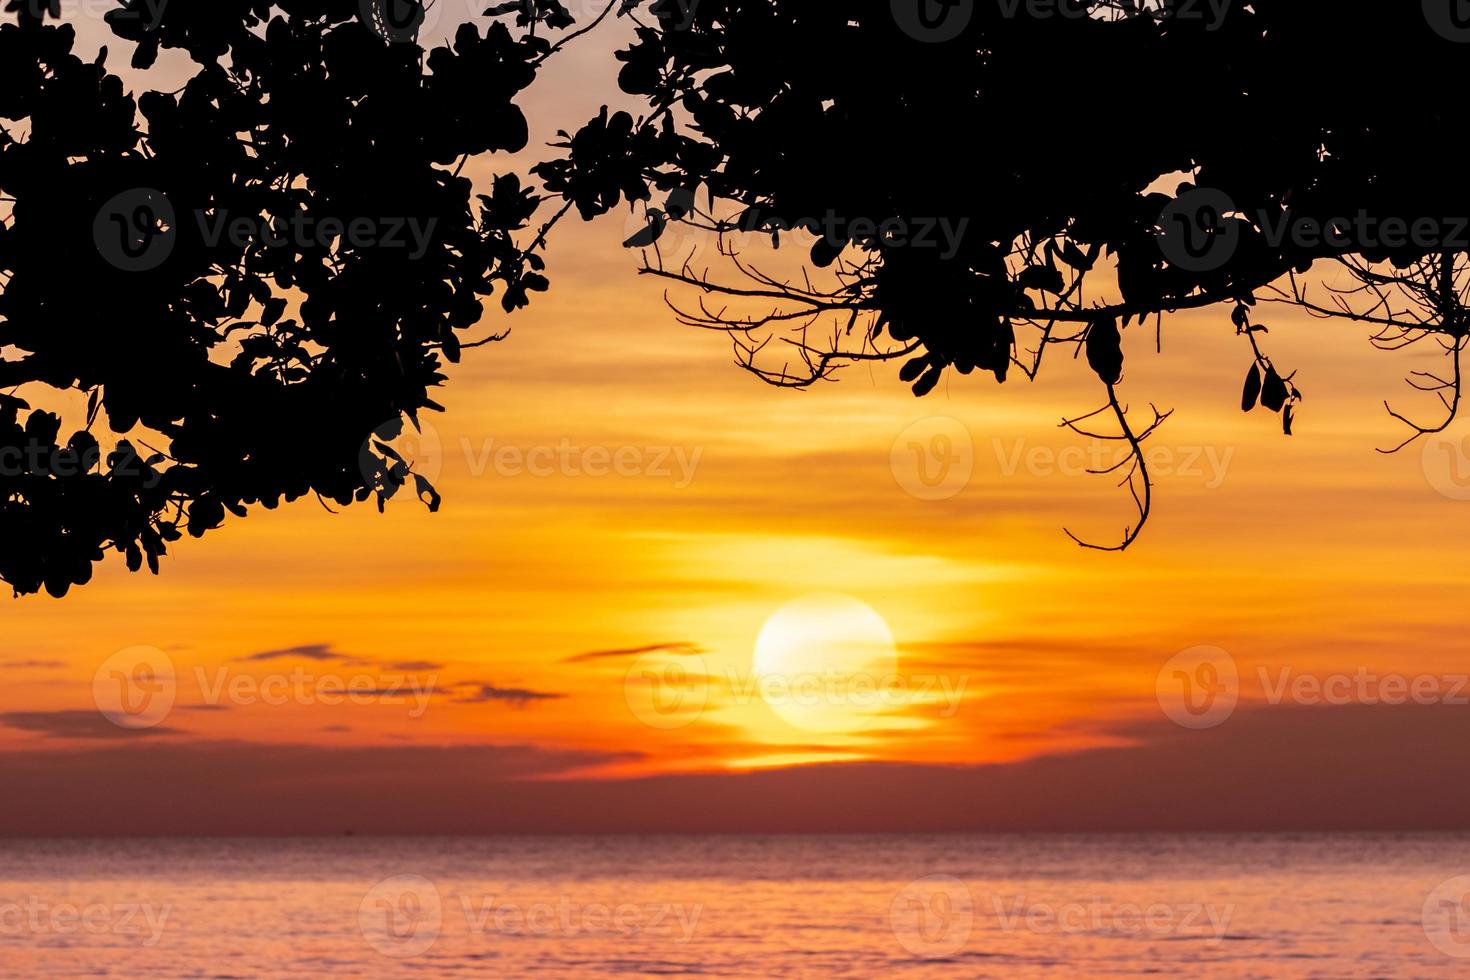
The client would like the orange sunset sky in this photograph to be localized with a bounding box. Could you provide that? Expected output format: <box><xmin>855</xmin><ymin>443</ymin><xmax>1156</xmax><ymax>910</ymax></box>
<box><xmin>5</xmin><ymin>6</ymin><xmax>1470</xmax><ymax>834</ymax></box>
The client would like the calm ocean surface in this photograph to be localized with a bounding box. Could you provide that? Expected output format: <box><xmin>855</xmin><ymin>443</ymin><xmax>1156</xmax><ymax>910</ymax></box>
<box><xmin>2</xmin><ymin>834</ymin><xmax>1468</xmax><ymax>977</ymax></box>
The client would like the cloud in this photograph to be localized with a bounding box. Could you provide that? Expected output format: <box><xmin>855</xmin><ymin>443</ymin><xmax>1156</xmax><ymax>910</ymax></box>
<box><xmin>233</xmin><ymin>643</ymin><xmax>345</xmax><ymax>663</ymax></box>
<box><xmin>451</xmin><ymin>683</ymin><xmax>567</xmax><ymax>706</ymax></box>
<box><xmin>561</xmin><ymin>642</ymin><xmax>703</xmax><ymax>664</ymax></box>
<box><xmin>230</xmin><ymin>646</ymin><xmax>442</xmax><ymax>672</ymax></box>
<box><xmin>0</xmin><ymin>740</ymin><xmax>641</xmax><ymax>834</ymax></box>
<box><xmin>0</xmin><ymin>703</ymin><xmax>1464</xmax><ymax>834</ymax></box>
<box><xmin>389</xmin><ymin>661</ymin><xmax>444</xmax><ymax>672</ymax></box>
<box><xmin>0</xmin><ymin>711</ymin><xmax>181</xmax><ymax>739</ymax></box>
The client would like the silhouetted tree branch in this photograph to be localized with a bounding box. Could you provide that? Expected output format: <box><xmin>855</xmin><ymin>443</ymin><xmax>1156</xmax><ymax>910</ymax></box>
<box><xmin>540</xmin><ymin>0</ymin><xmax>1470</xmax><ymax>550</ymax></box>
<box><xmin>0</xmin><ymin>0</ymin><xmax>594</xmax><ymax>596</ymax></box>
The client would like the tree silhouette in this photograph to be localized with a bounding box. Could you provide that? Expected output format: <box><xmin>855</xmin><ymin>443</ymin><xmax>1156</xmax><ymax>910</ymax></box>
<box><xmin>9</xmin><ymin>0</ymin><xmax>1470</xmax><ymax>597</ymax></box>
<box><xmin>539</xmin><ymin>0</ymin><xmax>1470</xmax><ymax>548</ymax></box>
<box><xmin>0</xmin><ymin>0</ymin><xmax>577</xmax><ymax>596</ymax></box>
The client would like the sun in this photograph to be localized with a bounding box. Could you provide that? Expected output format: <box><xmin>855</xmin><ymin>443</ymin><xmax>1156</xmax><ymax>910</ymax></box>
<box><xmin>753</xmin><ymin>593</ymin><xmax>899</xmax><ymax>734</ymax></box>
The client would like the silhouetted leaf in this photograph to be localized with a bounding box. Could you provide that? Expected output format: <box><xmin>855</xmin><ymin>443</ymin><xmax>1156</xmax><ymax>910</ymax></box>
<box><xmin>624</xmin><ymin>209</ymin><xmax>667</xmax><ymax>248</ymax></box>
<box><xmin>1242</xmin><ymin>364</ymin><xmax>1262</xmax><ymax>412</ymax></box>
<box><xmin>1261</xmin><ymin>367</ymin><xmax>1289</xmax><ymax>412</ymax></box>
<box><xmin>810</xmin><ymin>237</ymin><xmax>843</xmax><ymax>268</ymax></box>
<box><xmin>1086</xmin><ymin>318</ymin><xmax>1123</xmax><ymax>385</ymax></box>
<box><xmin>1059</xmin><ymin>240</ymin><xmax>1094</xmax><ymax>271</ymax></box>
<box><xmin>1019</xmin><ymin>265</ymin><xmax>1065</xmax><ymax>294</ymax></box>
<box><xmin>913</xmin><ymin>365</ymin><xmax>943</xmax><ymax>397</ymax></box>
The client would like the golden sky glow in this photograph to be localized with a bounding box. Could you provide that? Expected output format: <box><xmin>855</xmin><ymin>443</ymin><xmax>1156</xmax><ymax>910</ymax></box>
<box><xmin>6</xmin><ymin>14</ymin><xmax>1470</xmax><ymax>824</ymax></box>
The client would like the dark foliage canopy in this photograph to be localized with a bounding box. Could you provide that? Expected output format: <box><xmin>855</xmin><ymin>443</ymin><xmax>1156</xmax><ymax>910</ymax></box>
<box><xmin>540</xmin><ymin>0</ymin><xmax>1470</xmax><ymax>545</ymax></box>
<box><xmin>0</xmin><ymin>0</ymin><xmax>565</xmax><ymax>596</ymax></box>
<box><xmin>6</xmin><ymin>0</ymin><xmax>1470</xmax><ymax>595</ymax></box>
<box><xmin>549</xmin><ymin>0</ymin><xmax>1470</xmax><ymax>358</ymax></box>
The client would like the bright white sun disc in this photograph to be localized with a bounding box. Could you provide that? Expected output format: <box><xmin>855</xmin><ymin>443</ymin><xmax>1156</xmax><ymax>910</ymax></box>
<box><xmin>753</xmin><ymin>593</ymin><xmax>898</xmax><ymax>734</ymax></box>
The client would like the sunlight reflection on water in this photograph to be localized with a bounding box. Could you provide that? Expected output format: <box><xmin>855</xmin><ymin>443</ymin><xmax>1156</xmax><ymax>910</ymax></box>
<box><xmin>1</xmin><ymin>834</ymin><xmax>1466</xmax><ymax>977</ymax></box>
